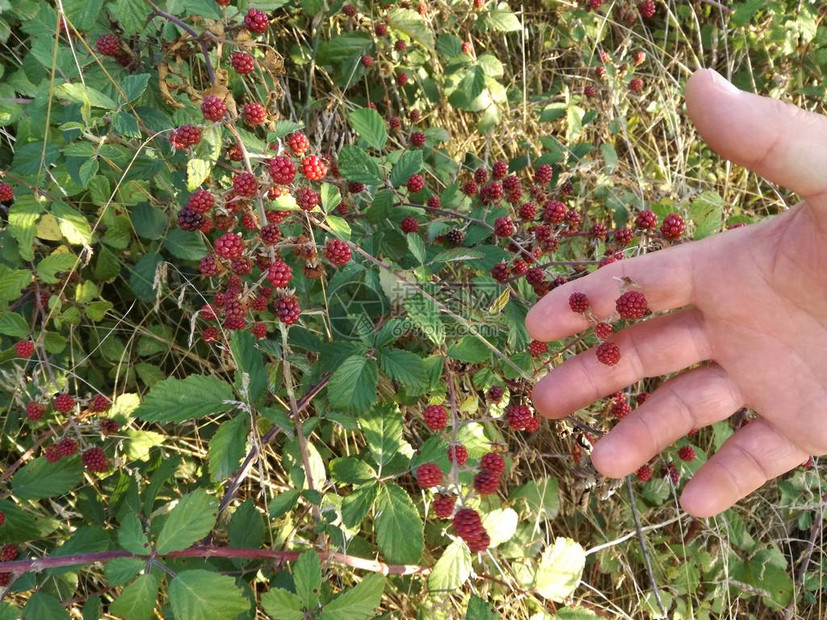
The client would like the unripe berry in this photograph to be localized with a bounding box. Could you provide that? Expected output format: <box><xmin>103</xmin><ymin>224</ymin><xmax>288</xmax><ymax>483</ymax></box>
<box><xmin>296</xmin><ymin>187</ymin><xmax>321</xmax><ymax>211</ymax></box>
<box><xmin>287</xmin><ymin>132</ymin><xmax>310</xmax><ymax>156</ymax></box>
<box><xmin>534</xmin><ymin>163</ymin><xmax>553</xmax><ymax>185</ymax></box>
<box><xmin>14</xmin><ymin>340</ymin><xmax>34</xmax><ymax>358</ymax></box>
<box><xmin>215</xmin><ymin>233</ymin><xmax>245</xmax><ymax>259</ymax></box>
<box><xmin>423</xmin><ymin>405</ymin><xmax>448</xmax><ymax>431</ymax></box>
<box><xmin>188</xmin><ymin>189</ymin><xmax>215</xmax><ymax>213</ymax></box>
<box><xmin>301</xmin><ymin>155</ymin><xmax>327</xmax><ymax>181</ymax></box>
<box><xmin>324</xmin><ymin>239</ymin><xmax>352</xmax><ymax>266</ymax></box>
<box><xmin>54</xmin><ymin>393</ymin><xmax>75</xmax><ymax>413</ymax></box>
<box><xmin>242</xmin><ymin>102</ymin><xmax>267</xmax><ymax>126</ymax></box>
<box><xmin>433</xmin><ymin>494</ymin><xmax>456</xmax><ymax>519</ymax></box>
<box><xmin>82</xmin><ymin>447</ymin><xmax>109</xmax><ymax>472</ymax></box>
<box><xmin>486</xmin><ymin>386</ymin><xmax>503</xmax><ymax>401</ymax></box>
<box><xmin>493</xmin><ymin>216</ymin><xmax>516</xmax><ymax>237</ymax></box>
<box><xmin>406</xmin><ymin>174</ymin><xmax>425</xmax><ymax>193</ymax></box>
<box><xmin>89</xmin><ymin>395</ymin><xmax>111</xmax><ymax>412</ymax></box>
<box><xmin>596</xmin><ymin>341</ymin><xmax>621</xmax><ymax>366</ymax></box>
<box><xmin>267</xmin><ymin>260</ymin><xmax>293</xmax><ymax>288</ymax></box>
<box><xmin>416</xmin><ymin>463</ymin><xmax>443</xmax><ymax>488</ymax></box>
<box><xmin>636</xmin><ymin>465</ymin><xmax>653</xmax><ymax>482</ymax></box>
<box><xmin>244</xmin><ymin>8</ymin><xmax>270</xmax><ymax>33</ymax></box>
<box><xmin>594</xmin><ymin>322</ymin><xmax>613</xmax><ymax>339</ymax></box>
<box><xmin>0</xmin><ymin>183</ymin><xmax>14</xmax><ymax>203</ymax></box>
<box><xmin>615</xmin><ymin>290</ymin><xmax>648</xmax><ymax>319</ymax></box>
<box><xmin>480</xmin><ymin>452</ymin><xmax>506</xmax><ymax>476</ymax></box>
<box><xmin>568</xmin><ymin>292</ymin><xmax>589</xmax><ymax>313</ymax></box>
<box><xmin>635</xmin><ymin>209</ymin><xmax>658</xmax><ymax>230</ymax></box>
<box><xmin>447</xmin><ymin>445</ymin><xmax>468</xmax><ymax>465</ymax></box>
<box><xmin>661</xmin><ymin>213</ymin><xmax>686</xmax><ymax>240</ymax></box>
<box><xmin>678</xmin><ymin>445</ymin><xmax>696</xmax><ymax>462</ymax></box>
<box><xmin>360</xmin><ymin>54</ymin><xmax>373</xmax><ymax>68</ymax></box>
<box><xmin>410</xmin><ymin>131</ymin><xmax>426</xmax><ymax>147</ymax></box>
<box><xmin>638</xmin><ymin>0</ymin><xmax>656</xmax><ymax>18</ymax></box>
<box><xmin>96</xmin><ymin>34</ymin><xmax>120</xmax><ymax>56</ymax></box>
<box><xmin>401</xmin><ymin>216</ymin><xmax>420</xmax><ymax>234</ymax></box>
<box><xmin>507</xmin><ymin>404</ymin><xmax>533</xmax><ymax>431</ymax></box>
<box><xmin>274</xmin><ymin>295</ymin><xmax>301</xmax><ymax>325</ymax></box>
<box><xmin>473</xmin><ymin>469</ymin><xmax>500</xmax><ymax>495</ymax></box>
<box><xmin>528</xmin><ymin>340</ymin><xmax>547</xmax><ymax>358</ymax></box>
<box><xmin>231</xmin><ymin>51</ymin><xmax>255</xmax><ymax>74</ymax></box>
<box><xmin>170</xmin><ymin>125</ymin><xmax>201</xmax><ymax>149</ymax></box>
<box><xmin>492</xmin><ymin>160</ymin><xmax>508</xmax><ymax>179</ymax></box>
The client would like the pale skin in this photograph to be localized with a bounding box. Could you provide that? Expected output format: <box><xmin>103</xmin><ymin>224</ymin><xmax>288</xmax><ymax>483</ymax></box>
<box><xmin>526</xmin><ymin>68</ymin><xmax>827</xmax><ymax>518</ymax></box>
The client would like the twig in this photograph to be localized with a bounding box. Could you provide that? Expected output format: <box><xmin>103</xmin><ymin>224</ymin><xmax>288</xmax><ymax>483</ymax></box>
<box><xmin>146</xmin><ymin>0</ymin><xmax>216</xmax><ymax>85</ymax></box>
<box><xmin>216</xmin><ymin>373</ymin><xmax>331</xmax><ymax>518</ymax></box>
<box><xmin>626</xmin><ymin>476</ymin><xmax>666</xmax><ymax>619</ymax></box>
<box><xmin>784</xmin><ymin>492</ymin><xmax>827</xmax><ymax>620</ymax></box>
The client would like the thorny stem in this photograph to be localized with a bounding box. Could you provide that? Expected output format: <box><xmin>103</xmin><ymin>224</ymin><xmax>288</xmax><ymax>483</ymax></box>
<box><xmin>626</xmin><ymin>476</ymin><xmax>667</xmax><ymax>619</ymax></box>
<box><xmin>147</xmin><ymin>0</ymin><xmax>217</xmax><ymax>85</ymax></box>
<box><xmin>444</xmin><ymin>361</ymin><xmax>463</xmax><ymax>496</ymax></box>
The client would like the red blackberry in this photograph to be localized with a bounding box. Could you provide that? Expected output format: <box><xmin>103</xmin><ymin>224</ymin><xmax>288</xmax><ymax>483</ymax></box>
<box><xmin>584</xmin><ymin>84</ymin><xmax>597</xmax><ymax>98</ymax></box>
<box><xmin>614</xmin><ymin>227</ymin><xmax>633</xmax><ymax>247</ymax></box>
<box><xmin>301</xmin><ymin>155</ymin><xmax>327</xmax><ymax>181</ymax></box>
<box><xmin>635</xmin><ymin>209</ymin><xmax>658</xmax><ymax>230</ymax></box>
<box><xmin>629</xmin><ymin>77</ymin><xmax>644</xmax><ymax>93</ymax></box>
<box><xmin>461</xmin><ymin>180</ymin><xmax>478</xmax><ymax>196</ymax></box>
<box><xmin>296</xmin><ymin>187</ymin><xmax>321</xmax><ymax>211</ymax></box>
<box><xmin>596</xmin><ymin>341</ymin><xmax>621</xmax><ymax>366</ymax></box>
<box><xmin>636</xmin><ymin>392</ymin><xmax>650</xmax><ymax>405</ymax></box>
<box><xmin>324</xmin><ymin>239</ymin><xmax>352</xmax><ymax>266</ymax></box>
<box><xmin>526</xmin><ymin>268</ymin><xmax>544</xmax><ymax>287</ymax></box>
<box><xmin>560</xmin><ymin>180</ymin><xmax>575</xmax><ymax>195</ymax></box>
<box><xmin>473</xmin><ymin>469</ymin><xmax>500</xmax><ymax>495</ymax></box>
<box><xmin>0</xmin><ymin>545</ymin><xmax>17</xmax><ymax>562</ymax></box>
<box><xmin>511</xmin><ymin>259</ymin><xmax>528</xmax><ymax>276</ymax></box>
<box><xmin>507</xmin><ymin>405</ymin><xmax>533</xmax><ymax>431</ymax></box>
<box><xmin>565</xmin><ymin>210</ymin><xmax>581</xmax><ymax>229</ymax></box>
<box><xmin>215</xmin><ymin>233</ymin><xmax>245</xmax><ymax>259</ymax></box>
<box><xmin>633</xmin><ymin>50</ymin><xmax>646</xmax><ymax>66</ymax></box>
<box><xmin>461</xmin><ymin>40</ymin><xmax>473</xmax><ymax>54</ymax></box>
<box><xmin>268</xmin><ymin>156</ymin><xmax>296</xmax><ymax>184</ymax></box>
<box><xmin>491</xmin><ymin>263</ymin><xmax>509</xmax><ymax>282</ymax></box>
<box><xmin>14</xmin><ymin>340</ymin><xmax>34</xmax><ymax>358</ymax></box>
<box><xmin>612</xmin><ymin>398</ymin><xmax>631</xmax><ymax>419</ymax></box>
<box><xmin>394</xmin><ymin>40</ymin><xmax>407</xmax><ymax>53</ymax></box>
<box><xmin>480</xmin><ymin>452</ymin><xmax>506</xmax><ymax>476</ymax></box>
<box><xmin>199</xmin><ymin>254</ymin><xmax>221</xmax><ymax>277</ymax></box>
<box><xmin>410</xmin><ymin>132</ymin><xmax>426</xmax><ymax>147</ymax></box>
<box><xmin>661</xmin><ymin>213</ymin><xmax>686</xmax><ymax>240</ymax></box>
<box><xmin>416</xmin><ymin>463</ymin><xmax>443</xmax><ymax>488</ymax></box>
<box><xmin>343</xmin><ymin>4</ymin><xmax>357</xmax><ymax>16</ymax></box>
<box><xmin>474</xmin><ymin>168</ymin><xmax>488</xmax><ymax>184</ymax></box>
<box><xmin>232</xmin><ymin>172</ymin><xmax>258</xmax><ymax>197</ymax></box>
<box><xmin>595</xmin><ymin>65</ymin><xmax>606</xmax><ymax>79</ymax></box>
<box><xmin>44</xmin><ymin>444</ymin><xmax>62</xmax><ymax>463</ymax></box>
<box><xmin>99</xmin><ymin>419</ymin><xmax>120</xmax><ymax>436</ymax></box>
<box><xmin>638</xmin><ymin>0</ymin><xmax>656</xmax><ymax>18</ymax></box>
<box><xmin>25</xmin><ymin>402</ymin><xmax>46</xmax><ymax>421</ymax></box>
<box><xmin>678</xmin><ymin>445</ymin><xmax>696</xmax><ymax>462</ymax></box>
<box><xmin>590</xmin><ymin>223</ymin><xmax>608</xmax><ymax>240</ymax></box>
<box><xmin>453</xmin><ymin>508</ymin><xmax>488</xmax><ymax>551</ymax></box>
<box><xmin>54</xmin><ymin>393</ymin><xmax>75</xmax><ymax>413</ymax></box>
<box><xmin>360</xmin><ymin>54</ymin><xmax>373</xmax><ymax>68</ymax></box>
<box><xmin>231</xmin><ymin>51</ymin><xmax>255</xmax><ymax>74</ymax></box>
<box><xmin>468</xmin><ymin>531</ymin><xmax>490</xmax><ymax>553</ymax></box>
<box><xmin>502</xmin><ymin>175</ymin><xmax>520</xmax><ymax>193</ymax></box>
<box><xmin>202</xmin><ymin>326</ymin><xmax>220</xmax><ymax>343</ymax></box>
<box><xmin>89</xmin><ymin>395</ymin><xmax>111</xmax><ymax>413</ymax></box>
<box><xmin>493</xmin><ymin>216</ymin><xmax>516</xmax><ymax>237</ymax></box>
<box><xmin>0</xmin><ymin>512</ymin><xmax>4</xmax><ymax>526</ymax></box>
<box><xmin>445</xmin><ymin>229</ymin><xmax>464</xmax><ymax>246</ymax></box>
<box><xmin>199</xmin><ymin>95</ymin><xmax>226</xmax><ymax>125</ymax></box>
<box><xmin>0</xmin><ymin>183</ymin><xmax>13</xmax><ymax>203</ymax></box>
<box><xmin>594</xmin><ymin>322</ymin><xmax>613</xmax><ymax>339</ymax></box>
<box><xmin>423</xmin><ymin>405</ymin><xmax>448</xmax><ymax>431</ymax></box>
<box><xmin>287</xmin><ymin>132</ymin><xmax>310</xmax><ymax>156</ymax></box>
<box><xmin>636</xmin><ymin>465</ymin><xmax>653</xmax><ymax>482</ymax></box>
<box><xmin>406</xmin><ymin>174</ymin><xmax>425</xmax><ymax>193</ymax></box>
<box><xmin>389</xmin><ymin>116</ymin><xmax>402</xmax><ymax>130</ymax></box>
<box><xmin>534</xmin><ymin>163</ymin><xmax>553</xmax><ymax>185</ymax></box>
<box><xmin>250</xmin><ymin>322</ymin><xmax>267</xmax><ymax>340</ymax></box>
<box><xmin>615</xmin><ymin>290</ymin><xmax>648</xmax><ymax>319</ymax></box>
<box><xmin>543</xmin><ymin>200</ymin><xmax>567</xmax><ymax>223</ymax></box>
<box><xmin>433</xmin><ymin>495</ymin><xmax>456</xmax><ymax>519</ymax></box>
<box><xmin>170</xmin><ymin>124</ymin><xmax>201</xmax><ymax>150</ymax></box>
<box><xmin>274</xmin><ymin>295</ymin><xmax>301</xmax><ymax>325</ymax></box>
<box><xmin>177</xmin><ymin>207</ymin><xmax>204</xmax><ymax>231</ymax></box>
<box><xmin>409</xmin><ymin>110</ymin><xmax>421</xmax><ymax>123</ymax></box>
<box><xmin>480</xmin><ymin>181</ymin><xmax>503</xmax><ymax>203</ymax></box>
<box><xmin>96</xmin><ymin>34</ymin><xmax>120</xmax><ymax>56</ymax></box>
<box><xmin>57</xmin><ymin>438</ymin><xmax>78</xmax><ymax>457</ymax></box>
<box><xmin>524</xmin><ymin>415</ymin><xmax>540</xmax><ymax>432</ymax></box>
<box><xmin>528</xmin><ymin>340</ymin><xmax>548</xmax><ymax>358</ymax></box>
<box><xmin>244</xmin><ymin>8</ymin><xmax>269</xmax><ymax>33</ymax></box>
<box><xmin>188</xmin><ymin>189</ymin><xmax>215</xmax><ymax>213</ymax></box>
<box><xmin>447</xmin><ymin>445</ymin><xmax>468</xmax><ymax>465</ymax></box>
<box><xmin>587</xmin><ymin>0</ymin><xmax>603</xmax><ymax>9</ymax></box>
<box><xmin>492</xmin><ymin>160</ymin><xmax>508</xmax><ymax>179</ymax></box>
<box><xmin>82</xmin><ymin>447</ymin><xmax>109</xmax><ymax>473</ymax></box>
<box><xmin>242</xmin><ymin>102</ymin><xmax>267</xmax><ymax>126</ymax></box>
<box><xmin>260</xmin><ymin>223</ymin><xmax>282</xmax><ymax>246</ymax></box>
<box><xmin>518</xmin><ymin>203</ymin><xmax>537</xmax><ymax>221</ymax></box>
<box><xmin>662</xmin><ymin>463</ymin><xmax>680</xmax><ymax>484</ymax></box>
<box><xmin>401</xmin><ymin>216</ymin><xmax>420</xmax><ymax>233</ymax></box>
<box><xmin>486</xmin><ymin>386</ymin><xmax>503</xmax><ymax>401</ymax></box>
<box><xmin>568</xmin><ymin>292</ymin><xmax>590</xmax><ymax>313</ymax></box>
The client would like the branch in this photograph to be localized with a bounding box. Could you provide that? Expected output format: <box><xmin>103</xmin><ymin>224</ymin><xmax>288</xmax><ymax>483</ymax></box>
<box><xmin>626</xmin><ymin>476</ymin><xmax>667</xmax><ymax>619</ymax></box>
<box><xmin>217</xmin><ymin>373</ymin><xmax>331</xmax><ymax>518</ymax></box>
<box><xmin>0</xmin><ymin>545</ymin><xmax>430</xmax><ymax>578</ymax></box>
<box><xmin>146</xmin><ymin>0</ymin><xmax>216</xmax><ymax>85</ymax></box>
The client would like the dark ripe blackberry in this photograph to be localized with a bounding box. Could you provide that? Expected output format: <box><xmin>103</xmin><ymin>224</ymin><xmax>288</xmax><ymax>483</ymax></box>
<box><xmin>445</xmin><ymin>229</ymin><xmax>464</xmax><ymax>246</ymax></box>
<box><xmin>486</xmin><ymin>386</ymin><xmax>504</xmax><ymax>401</ymax></box>
<box><xmin>401</xmin><ymin>216</ymin><xmax>420</xmax><ymax>234</ymax></box>
<box><xmin>260</xmin><ymin>223</ymin><xmax>282</xmax><ymax>245</ymax></box>
<box><xmin>491</xmin><ymin>263</ymin><xmax>509</xmax><ymax>282</ymax></box>
<box><xmin>473</xmin><ymin>469</ymin><xmax>500</xmax><ymax>495</ymax></box>
<box><xmin>177</xmin><ymin>208</ymin><xmax>204</xmax><ymax>231</ymax></box>
<box><xmin>525</xmin><ymin>268</ymin><xmax>544</xmax><ymax>287</ymax></box>
<box><xmin>274</xmin><ymin>295</ymin><xmax>301</xmax><ymax>325</ymax></box>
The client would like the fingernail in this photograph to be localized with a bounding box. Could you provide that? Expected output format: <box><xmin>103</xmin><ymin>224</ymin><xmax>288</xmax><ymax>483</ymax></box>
<box><xmin>708</xmin><ymin>69</ymin><xmax>739</xmax><ymax>95</ymax></box>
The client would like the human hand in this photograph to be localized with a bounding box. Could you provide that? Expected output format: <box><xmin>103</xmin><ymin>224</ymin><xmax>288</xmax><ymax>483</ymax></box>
<box><xmin>526</xmin><ymin>68</ymin><xmax>827</xmax><ymax>517</ymax></box>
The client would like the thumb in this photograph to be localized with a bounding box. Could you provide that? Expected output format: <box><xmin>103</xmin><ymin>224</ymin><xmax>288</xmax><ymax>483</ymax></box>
<box><xmin>686</xmin><ymin>69</ymin><xmax>827</xmax><ymax>207</ymax></box>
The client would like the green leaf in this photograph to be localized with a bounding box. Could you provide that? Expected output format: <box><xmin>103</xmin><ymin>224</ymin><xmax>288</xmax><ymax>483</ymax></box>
<box><xmin>321</xmin><ymin>182</ymin><xmax>342</xmax><ymax>213</ymax></box>
<box><xmin>11</xmin><ymin>142</ymin><xmax>60</xmax><ymax>177</ymax></box>
<box><xmin>318</xmin><ymin>573</ymin><xmax>385</xmax><ymax>620</ymax></box>
<box><xmin>360</xmin><ymin>406</ymin><xmax>403</xmax><ymax>468</ymax></box>
<box><xmin>78</xmin><ymin>157</ymin><xmax>99</xmax><ymax>187</ymax></box>
<box><xmin>389</xmin><ymin>150</ymin><xmax>423</xmax><ymax>187</ymax></box>
<box><xmin>316</xmin><ymin>32</ymin><xmax>372</xmax><ymax>64</ymax></box>
<box><xmin>0</xmin><ymin>266</ymin><xmax>32</xmax><ymax>303</ymax></box>
<box><xmin>8</xmin><ymin>196</ymin><xmax>42</xmax><ymax>261</ymax></box>
<box><xmin>86</xmin><ymin>300</ymin><xmax>113</xmax><ymax>322</ymax></box>
<box><xmin>55</xmin><ymin>83</ymin><xmax>117</xmax><ymax>109</ymax></box>
<box><xmin>229</xmin><ymin>500</ymin><xmax>265</xmax><ymax>550</ymax></box>
<box><xmin>37</xmin><ymin>252</ymin><xmax>77</xmax><ymax>284</ymax></box>
<box><xmin>168</xmin><ymin>571</ymin><xmax>250</xmax><ymax>620</ymax></box>
<box><xmin>378</xmin><ymin>348</ymin><xmax>427</xmax><ymax>391</ymax></box>
<box><xmin>330</xmin><ymin>457</ymin><xmax>377</xmax><ymax>484</ymax></box>
<box><xmin>448</xmin><ymin>336</ymin><xmax>490</xmax><ymax>363</ymax></box>
<box><xmin>133</xmin><ymin>203</ymin><xmax>166</xmax><ymax>240</ymax></box>
<box><xmin>118</xmin><ymin>513</ymin><xmax>149</xmax><ymax>555</ymax></box>
<box><xmin>110</xmin><ymin>573</ymin><xmax>159</xmax><ymax>620</ymax></box>
<box><xmin>269</xmin><ymin>489</ymin><xmax>301</xmax><ymax>519</ymax></box>
<box><xmin>156</xmin><ymin>489</ymin><xmax>218</xmax><ymax>554</ymax></box>
<box><xmin>115</xmin><ymin>0</ymin><xmax>149</xmax><ymax>34</ymax></box>
<box><xmin>12</xmin><ymin>456</ymin><xmax>83</xmax><ymax>500</ymax></box>
<box><xmin>129</xmin><ymin>252</ymin><xmax>163</xmax><ymax>301</ymax></box>
<box><xmin>406</xmin><ymin>233</ymin><xmax>426</xmax><ymax>264</ymax></box>
<box><xmin>328</xmin><ymin>355</ymin><xmax>378</xmax><ymax>414</ymax></box>
<box><xmin>534</xmin><ymin>538</ymin><xmax>586</xmax><ymax>602</ymax></box>
<box><xmin>600</xmin><ymin>142</ymin><xmax>618</xmax><ymax>171</ymax></box>
<box><xmin>260</xmin><ymin>588</ymin><xmax>304</xmax><ymax>620</ymax></box>
<box><xmin>293</xmin><ymin>551</ymin><xmax>322</xmax><ymax>610</ymax></box>
<box><xmin>0</xmin><ymin>604</ymin><xmax>18</xmax><ymax>620</ymax></box>
<box><xmin>431</xmin><ymin>248</ymin><xmax>484</xmax><ymax>264</ymax></box>
<box><xmin>122</xmin><ymin>74</ymin><xmax>151</xmax><ymax>101</ymax></box>
<box><xmin>63</xmin><ymin>0</ymin><xmax>104</xmax><ymax>30</ymax></box>
<box><xmin>113</xmin><ymin>113</ymin><xmax>141</xmax><ymax>138</ymax></box>
<box><xmin>324</xmin><ymin>213</ymin><xmax>351</xmax><ymax>240</ymax></box>
<box><xmin>209</xmin><ymin>414</ymin><xmax>250</xmax><ymax>482</ymax></box>
<box><xmin>690</xmin><ymin>191</ymin><xmax>724</xmax><ymax>239</ymax></box>
<box><xmin>375</xmin><ymin>483</ymin><xmax>423</xmax><ymax>564</ymax></box>
<box><xmin>105</xmin><ymin>558</ymin><xmax>145</xmax><ymax>586</ymax></box>
<box><xmin>466</xmin><ymin>594</ymin><xmax>499</xmax><ymax>619</ymax></box>
<box><xmin>510</xmin><ymin>476</ymin><xmax>559</xmax><ymax>519</ymax></box>
<box><xmin>341</xmin><ymin>484</ymin><xmax>378</xmax><ymax>528</ymax></box>
<box><xmin>389</xmin><ymin>8</ymin><xmax>434</xmax><ymax>49</ymax></box>
<box><xmin>182</xmin><ymin>0</ymin><xmax>222</xmax><ymax>19</ymax></box>
<box><xmin>482</xmin><ymin>9</ymin><xmax>522</xmax><ymax>32</ymax></box>
<box><xmin>481</xmin><ymin>508</ymin><xmax>518</xmax><ymax>548</ymax></box>
<box><xmin>52</xmin><ymin>202</ymin><xmax>92</xmax><ymax>245</ymax></box>
<box><xmin>230</xmin><ymin>328</ymin><xmax>267</xmax><ymax>402</ymax></box>
<box><xmin>347</xmin><ymin>108</ymin><xmax>387</xmax><ymax>150</ymax></box>
<box><xmin>337</xmin><ymin>146</ymin><xmax>382</xmax><ymax>185</ymax></box>
<box><xmin>133</xmin><ymin>375</ymin><xmax>235</xmax><ymax>423</ymax></box>
<box><xmin>0</xmin><ymin>312</ymin><xmax>29</xmax><ymax>338</ymax></box>
<box><xmin>428</xmin><ymin>539</ymin><xmax>472</xmax><ymax>592</ymax></box>
<box><xmin>22</xmin><ymin>592</ymin><xmax>71</xmax><ymax>620</ymax></box>
<box><xmin>186</xmin><ymin>159</ymin><xmax>212</xmax><ymax>191</ymax></box>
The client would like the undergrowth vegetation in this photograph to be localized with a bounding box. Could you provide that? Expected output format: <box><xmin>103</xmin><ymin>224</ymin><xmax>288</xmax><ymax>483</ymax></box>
<box><xmin>0</xmin><ymin>0</ymin><xmax>825</xmax><ymax>618</ymax></box>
